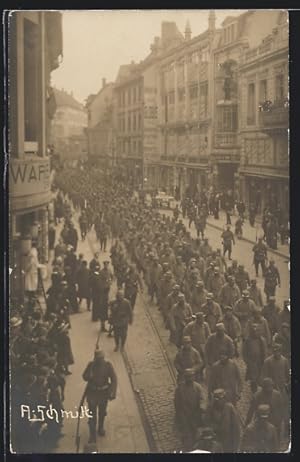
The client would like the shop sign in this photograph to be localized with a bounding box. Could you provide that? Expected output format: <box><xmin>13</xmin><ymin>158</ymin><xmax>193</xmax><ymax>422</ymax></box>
<box><xmin>10</xmin><ymin>158</ymin><xmax>50</xmax><ymax>197</ymax></box>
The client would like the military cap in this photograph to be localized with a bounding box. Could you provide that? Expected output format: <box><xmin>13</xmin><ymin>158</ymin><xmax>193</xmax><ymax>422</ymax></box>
<box><xmin>269</xmin><ymin>296</ymin><xmax>276</xmax><ymax>301</ymax></box>
<box><xmin>212</xmin><ymin>388</ymin><xmax>226</xmax><ymax>398</ymax></box>
<box><xmin>224</xmin><ymin>305</ymin><xmax>233</xmax><ymax>311</ymax></box>
<box><xmin>257</xmin><ymin>404</ymin><xmax>270</xmax><ymax>418</ymax></box>
<box><xmin>94</xmin><ymin>349</ymin><xmax>105</xmax><ymax>359</ymax></box>
<box><xmin>183</xmin><ymin>368</ymin><xmax>194</xmax><ymax>377</ymax></box>
<box><xmin>214</xmin><ymin>267</ymin><xmax>220</xmax><ymax>273</ymax></box>
<box><xmin>242</xmin><ymin>290</ymin><xmax>250</xmax><ymax>297</ymax></box>
<box><xmin>173</xmin><ymin>284</ymin><xmax>180</xmax><ymax>290</ymax></box>
<box><xmin>215</xmin><ymin>322</ymin><xmax>225</xmax><ymax>331</ymax></box>
<box><xmin>272</xmin><ymin>343</ymin><xmax>281</xmax><ymax>351</ymax></box>
<box><xmin>282</xmin><ymin>322</ymin><xmax>289</xmax><ymax>328</ymax></box>
<box><xmin>206</xmin><ymin>293</ymin><xmax>213</xmax><ymax>299</ymax></box>
<box><xmin>178</xmin><ymin>293</ymin><xmax>185</xmax><ymax>300</ymax></box>
<box><xmin>250</xmin><ymin>279</ymin><xmax>257</xmax><ymax>284</ymax></box>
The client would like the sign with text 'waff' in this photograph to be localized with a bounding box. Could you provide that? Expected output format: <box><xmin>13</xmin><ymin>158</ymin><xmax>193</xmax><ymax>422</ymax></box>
<box><xmin>10</xmin><ymin>158</ymin><xmax>50</xmax><ymax>197</ymax></box>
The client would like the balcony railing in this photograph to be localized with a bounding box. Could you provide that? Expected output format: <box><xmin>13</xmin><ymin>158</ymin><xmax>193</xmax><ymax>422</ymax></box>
<box><xmin>214</xmin><ymin>132</ymin><xmax>238</xmax><ymax>148</ymax></box>
<box><xmin>258</xmin><ymin>99</ymin><xmax>289</xmax><ymax>129</ymax></box>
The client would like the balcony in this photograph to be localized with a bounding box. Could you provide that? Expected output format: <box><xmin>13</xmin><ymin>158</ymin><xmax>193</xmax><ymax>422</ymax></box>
<box><xmin>214</xmin><ymin>132</ymin><xmax>238</xmax><ymax>148</ymax></box>
<box><xmin>259</xmin><ymin>108</ymin><xmax>289</xmax><ymax>131</ymax></box>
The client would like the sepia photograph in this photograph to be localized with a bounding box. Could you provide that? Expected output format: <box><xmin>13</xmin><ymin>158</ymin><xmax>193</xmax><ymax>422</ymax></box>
<box><xmin>7</xmin><ymin>9</ymin><xmax>290</xmax><ymax>454</ymax></box>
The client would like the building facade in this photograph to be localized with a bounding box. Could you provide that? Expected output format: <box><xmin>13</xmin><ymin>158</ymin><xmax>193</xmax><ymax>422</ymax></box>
<box><xmin>238</xmin><ymin>11</ymin><xmax>289</xmax><ymax>215</ymax></box>
<box><xmin>9</xmin><ymin>11</ymin><xmax>63</xmax><ymax>273</ymax></box>
<box><xmin>86</xmin><ymin>79</ymin><xmax>115</xmax><ymax>168</ymax></box>
<box><xmin>51</xmin><ymin>88</ymin><xmax>87</xmax><ymax>163</ymax></box>
<box><xmin>152</xmin><ymin>17</ymin><xmax>216</xmax><ymax>198</ymax></box>
<box><xmin>114</xmin><ymin>62</ymin><xmax>146</xmax><ymax>186</ymax></box>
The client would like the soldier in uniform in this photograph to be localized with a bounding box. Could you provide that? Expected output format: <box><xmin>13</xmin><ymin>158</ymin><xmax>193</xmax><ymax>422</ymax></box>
<box><xmin>183</xmin><ymin>312</ymin><xmax>211</xmax><ymax>361</ymax></box>
<box><xmin>208</xmin><ymin>350</ymin><xmax>242</xmax><ymax>406</ymax></box>
<box><xmin>252</xmin><ymin>237</ymin><xmax>268</xmax><ymax>277</ymax></box>
<box><xmin>206</xmin><ymin>388</ymin><xmax>241</xmax><ymax>453</ymax></box>
<box><xmin>241</xmin><ymin>404</ymin><xmax>279</xmax><ymax>452</ymax></box>
<box><xmin>233</xmin><ymin>290</ymin><xmax>256</xmax><ymax>339</ymax></box>
<box><xmin>98</xmin><ymin>261</ymin><xmax>113</xmax><ymax>332</ymax></box>
<box><xmin>219</xmin><ymin>276</ymin><xmax>241</xmax><ymax>310</ymax></box>
<box><xmin>262</xmin><ymin>296</ymin><xmax>281</xmax><ymax>337</ymax></box>
<box><xmin>264</xmin><ymin>259</ymin><xmax>281</xmax><ymax>301</ymax></box>
<box><xmin>169</xmin><ymin>293</ymin><xmax>193</xmax><ymax>347</ymax></box>
<box><xmin>124</xmin><ymin>264</ymin><xmax>143</xmax><ymax>311</ymax></box>
<box><xmin>201</xmin><ymin>293</ymin><xmax>223</xmax><ymax>334</ymax></box>
<box><xmin>82</xmin><ymin>349</ymin><xmax>117</xmax><ymax>442</ymax></box>
<box><xmin>174</xmin><ymin>336</ymin><xmax>204</xmax><ymax>383</ymax></box>
<box><xmin>221</xmin><ymin>225</ymin><xmax>235</xmax><ymax>260</ymax></box>
<box><xmin>109</xmin><ymin>289</ymin><xmax>133</xmax><ymax>351</ymax></box>
<box><xmin>89</xmin><ymin>264</ymin><xmax>102</xmax><ymax>322</ymax></box>
<box><xmin>174</xmin><ymin>368</ymin><xmax>206</xmax><ymax>451</ymax></box>
<box><xmin>248</xmin><ymin>279</ymin><xmax>264</xmax><ymax>308</ymax></box>
<box><xmin>223</xmin><ymin>305</ymin><xmax>242</xmax><ymax>357</ymax></box>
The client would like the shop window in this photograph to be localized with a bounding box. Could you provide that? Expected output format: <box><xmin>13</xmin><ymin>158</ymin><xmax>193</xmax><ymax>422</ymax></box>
<box><xmin>217</xmin><ymin>105</ymin><xmax>237</xmax><ymax>131</ymax></box>
<box><xmin>24</xmin><ymin>18</ymin><xmax>39</xmax><ymax>145</ymax></box>
<box><xmin>247</xmin><ymin>82</ymin><xmax>256</xmax><ymax>125</ymax></box>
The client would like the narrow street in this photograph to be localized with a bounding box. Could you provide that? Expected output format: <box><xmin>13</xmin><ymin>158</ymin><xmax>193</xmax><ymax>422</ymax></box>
<box><xmin>50</xmin><ymin>205</ymin><xmax>289</xmax><ymax>452</ymax></box>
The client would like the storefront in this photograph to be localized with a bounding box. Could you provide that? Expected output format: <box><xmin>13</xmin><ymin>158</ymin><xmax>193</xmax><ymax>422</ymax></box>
<box><xmin>10</xmin><ymin>158</ymin><xmax>52</xmax><ymax>283</ymax></box>
<box><xmin>243</xmin><ymin>174</ymin><xmax>289</xmax><ymax>216</ymax></box>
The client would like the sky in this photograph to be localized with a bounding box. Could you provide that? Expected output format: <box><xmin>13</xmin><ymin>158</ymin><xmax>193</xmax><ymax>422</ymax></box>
<box><xmin>51</xmin><ymin>10</ymin><xmax>244</xmax><ymax>104</ymax></box>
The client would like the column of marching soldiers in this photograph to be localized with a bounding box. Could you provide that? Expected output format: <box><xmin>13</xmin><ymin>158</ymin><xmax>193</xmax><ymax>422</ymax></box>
<box><xmin>10</xmin><ymin>164</ymin><xmax>290</xmax><ymax>453</ymax></box>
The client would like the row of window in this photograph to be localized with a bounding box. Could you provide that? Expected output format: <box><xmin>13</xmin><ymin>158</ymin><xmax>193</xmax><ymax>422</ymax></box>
<box><xmin>118</xmin><ymin>138</ymin><xmax>143</xmax><ymax>155</ymax></box>
<box><xmin>118</xmin><ymin>111</ymin><xmax>142</xmax><ymax>132</ymax></box>
<box><xmin>247</xmin><ymin>73</ymin><xmax>286</xmax><ymax>125</ymax></box>
<box><xmin>163</xmin><ymin>82</ymin><xmax>208</xmax><ymax>104</ymax></box>
<box><xmin>117</xmin><ymin>83</ymin><xmax>143</xmax><ymax>108</ymax></box>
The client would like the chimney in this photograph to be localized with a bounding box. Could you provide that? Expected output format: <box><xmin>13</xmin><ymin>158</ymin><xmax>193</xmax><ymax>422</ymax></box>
<box><xmin>185</xmin><ymin>20</ymin><xmax>191</xmax><ymax>41</ymax></box>
<box><xmin>208</xmin><ymin>10</ymin><xmax>216</xmax><ymax>31</ymax></box>
<box><xmin>102</xmin><ymin>78</ymin><xmax>106</xmax><ymax>88</ymax></box>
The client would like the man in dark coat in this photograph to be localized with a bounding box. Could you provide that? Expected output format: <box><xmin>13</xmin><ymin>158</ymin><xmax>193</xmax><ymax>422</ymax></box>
<box><xmin>242</xmin><ymin>323</ymin><xmax>267</xmax><ymax>393</ymax></box>
<box><xmin>264</xmin><ymin>260</ymin><xmax>281</xmax><ymax>301</ymax></box>
<box><xmin>174</xmin><ymin>368</ymin><xmax>206</xmax><ymax>450</ymax></box>
<box><xmin>246</xmin><ymin>377</ymin><xmax>284</xmax><ymax>439</ymax></box>
<box><xmin>221</xmin><ymin>225</ymin><xmax>235</xmax><ymax>260</ymax></box>
<box><xmin>124</xmin><ymin>264</ymin><xmax>143</xmax><ymax>310</ymax></box>
<box><xmin>241</xmin><ymin>404</ymin><xmax>279</xmax><ymax>452</ymax></box>
<box><xmin>109</xmin><ymin>289</ymin><xmax>133</xmax><ymax>351</ymax></box>
<box><xmin>89</xmin><ymin>264</ymin><xmax>102</xmax><ymax>322</ymax></box>
<box><xmin>76</xmin><ymin>260</ymin><xmax>91</xmax><ymax>311</ymax></box>
<box><xmin>206</xmin><ymin>388</ymin><xmax>241</xmax><ymax>452</ymax></box>
<box><xmin>82</xmin><ymin>349</ymin><xmax>117</xmax><ymax>442</ymax></box>
<box><xmin>208</xmin><ymin>350</ymin><xmax>242</xmax><ymax>405</ymax></box>
<box><xmin>98</xmin><ymin>261</ymin><xmax>113</xmax><ymax>332</ymax></box>
<box><xmin>252</xmin><ymin>238</ymin><xmax>267</xmax><ymax>277</ymax></box>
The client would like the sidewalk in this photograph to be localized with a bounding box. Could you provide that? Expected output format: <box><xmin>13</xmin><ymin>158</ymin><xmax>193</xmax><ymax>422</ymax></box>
<box><xmin>205</xmin><ymin>210</ymin><xmax>289</xmax><ymax>260</ymax></box>
<box><xmin>54</xmin><ymin>217</ymin><xmax>149</xmax><ymax>453</ymax></box>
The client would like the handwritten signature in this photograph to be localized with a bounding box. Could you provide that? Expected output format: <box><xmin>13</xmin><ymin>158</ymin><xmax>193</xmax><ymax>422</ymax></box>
<box><xmin>20</xmin><ymin>404</ymin><xmax>93</xmax><ymax>424</ymax></box>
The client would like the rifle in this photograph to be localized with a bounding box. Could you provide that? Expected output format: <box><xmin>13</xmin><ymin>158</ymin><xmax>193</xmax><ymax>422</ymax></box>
<box><xmin>75</xmin><ymin>324</ymin><xmax>101</xmax><ymax>452</ymax></box>
<box><xmin>75</xmin><ymin>383</ymin><xmax>88</xmax><ymax>453</ymax></box>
